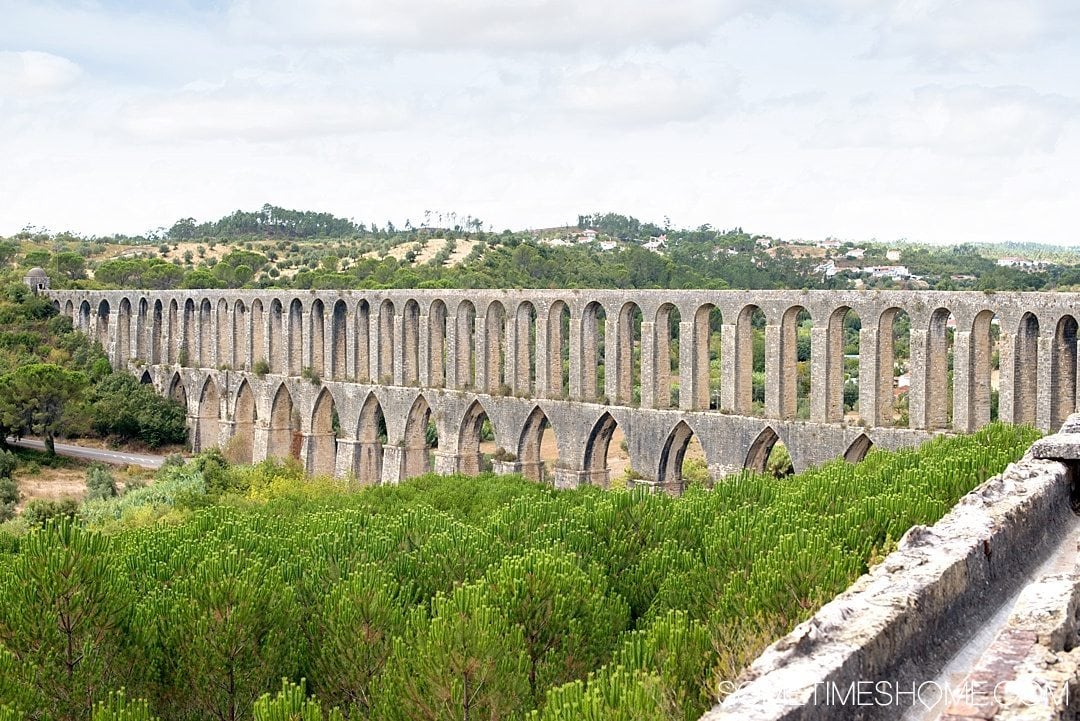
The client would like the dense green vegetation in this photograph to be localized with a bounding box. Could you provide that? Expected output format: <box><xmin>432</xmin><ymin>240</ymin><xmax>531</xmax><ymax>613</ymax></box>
<box><xmin>0</xmin><ymin>423</ymin><xmax>1039</xmax><ymax>720</ymax></box>
<box><xmin>0</xmin><ymin>280</ymin><xmax>187</xmax><ymax>453</ymax></box>
<box><xmin>11</xmin><ymin>206</ymin><xmax>1080</xmax><ymax>293</ymax></box>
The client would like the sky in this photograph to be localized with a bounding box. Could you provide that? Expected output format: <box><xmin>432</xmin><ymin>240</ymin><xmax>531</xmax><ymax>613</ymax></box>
<box><xmin>1</xmin><ymin>1</ymin><xmax>1078</xmax><ymax>244</ymax></box>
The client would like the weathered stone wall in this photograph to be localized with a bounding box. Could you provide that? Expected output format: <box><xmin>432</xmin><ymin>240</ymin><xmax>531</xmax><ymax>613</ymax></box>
<box><xmin>47</xmin><ymin>288</ymin><xmax>1080</xmax><ymax>485</ymax></box>
<box><xmin>702</xmin><ymin>422</ymin><xmax>1080</xmax><ymax>721</ymax></box>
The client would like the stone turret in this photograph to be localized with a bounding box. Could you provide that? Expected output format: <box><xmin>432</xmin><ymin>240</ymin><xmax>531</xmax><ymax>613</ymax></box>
<box><xmin>23</xmin><ymin>267</ymin><xmax>49</xmax><ymax>294</ymax></box>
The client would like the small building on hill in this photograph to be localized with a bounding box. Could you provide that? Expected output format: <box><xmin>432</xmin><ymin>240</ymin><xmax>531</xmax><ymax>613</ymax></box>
<box><xmin>23</xmin><ymin>267</ymin><xmax>49</xmax><ymax>294</ymax></box>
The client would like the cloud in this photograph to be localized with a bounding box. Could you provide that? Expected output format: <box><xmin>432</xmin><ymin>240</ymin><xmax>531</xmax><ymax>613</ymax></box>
<box><xmin>225</xmin><ymin>0</ymin><xmax>753</xmax><ymax>52</ymax></box>
<box><xmin>812</xmin><ymin>84</ymin><xmax>1078</xmax><ymax>156</ymax></box>
<box><xmin>0</xmin><ymin>51</ymin><xmax>82</xmax><ymax>97</ymax></box>
<box><xmin>555</xmin><ymin>62</ymin><xmax>722</xmax><ymax>126</ymax></box>
<box><xmin>118</xmin><ymin>86</ymin><xmax>411</xmax><ymax>141</ymax></box>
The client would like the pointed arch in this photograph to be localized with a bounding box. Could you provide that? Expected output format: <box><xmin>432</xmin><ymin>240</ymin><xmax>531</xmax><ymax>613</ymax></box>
<box><xmin>582</xmin><ymin>412</ymin><xmax>620</xmax><ymax>488</ymax></box>
<box><xmin>268</xmin><ymin>383</ymin><xmax>300</xmax><ymax>460</ymax></box>
<box><xmin>826</xmin><ymin>306</ymin><xmax>859</xmax><ymax>423</ymax></box>
<box><xmin>355</xmin><ymin>392</ymin><xmax>387</xmax><ymax>484</ymax></box>
<box><xmin>1052</xmin><ymin>314</ymin><xmax>1078</xmax><ymax>429</ymax></box>
<box><xmin>692</xmin><ymin>303</ymin><xmax>722</xmax><ymax>410</ymax></box>
<box><xmin>308</xmin><ymin>387</ymin><xmax>338</xmax><ymax>476</ymax></box>
<box><xmin>734</xmin><ymin>304</ymin><xmax>763</xmax><ymax>415</ymax></box>
<box><xmin>926</xmin><ymin>307</ymin><xmax>955</xmax><ymax>429</ymax></box>
<box><xmin>518</xmin><ymin>406</ymin><xmax>556</xmax><ymax>483</ymax></box>
<box><xmin>546</xmin><ymin>300</ymin><xmax>570</xmax><ymax>399</ymax></box>
<box><xmin>310</xmin><ymin>299</ymin><xmax>326</xmax><ymax>379</ymax></box>
<box><xmin>745</xmin><ymin>426</ymin><xmax>780</xmax><ymax>473</ymax></box>
<box><xmin>580</xmin><ymin>301</ymin><xmax>606</xmax><ymax>402</ymax></box>
<box><xmin>151</xmin><ymin>299</ymin><xmax>164</xmax><ymax>364</ymax></box>
<box><xmin>117</xmin><ymin>298</ymin><xmax>132</xmax><ymax>365</ymax></box>
<box><xmin>1013</xmin><ymin>312</ymin><xmax>1039</xmax><ymax>426</ymax></box>
<box><xmin>288</xmin><ymin>298</ymin><xmax>304</xmax><ymax>376</ymax></box>
<box><xmin>79</xmin><ymin>300</ymin><xmax>91</xmax><ymax>334</ymax></box>
<box><xmin>654</xmin><ymin>302</ymin><xmax>681</xmax><ymax>409</ymax></box>
<box><xmin>657</xmin><ymin>420</ymin><xmax>698</xmax><ymax>492</ymax></box>
<box><xmin>198</xmin><ymin>298</ymin><xmax>212</xmax><ymax>367</ymax></box>
<box><xmin>269</xmin><ymin>299</ymin><xmax>284</xmax><ymax>373</ymax></box>
<box><xmin>616</xmin><ymin>302</ymin><xmax>643</xmax><ymax>405</ymax></box>
<box><xmin>233</xmin><ymin>300</ymin><xmax>249</xmax><ymax>370</ymax></box>
<box><xmin>354</xmin><ymin>299</ymin><xmax>370</xmax><ymax>382</ymax></box>
<box><xmin>429</xmin><ymin>300</ymin><xmax>448</xmax><ymax>387</ymax></box>
<box><xmin>216</xmin><ymin>298</ymin><xmax>230</xmax><ymax>369</ymax></box>
<box><xmin>228</xmin><ymin>379</ymin><xmax>256</xmax><ymax>465</ymax></box>
<box><xmin>843</xmin><ymin>434</ymin><xmax>873</xmax><ymax>464</ymax></box>
<box><xmin>458</xmin><ymin>399</ymin><xmax>493</xmax><ymax>475</ymax></box>
<box><xmin>969</xmin><ymin>310</ymin><xmax>999</xmax><ymax>429</ymax></box>
<box><xmin>777</xmin><ymin>304</ymin><xmax>811</xmax><ymax>419</ymax></box>
<box><xmin>167</xmin><ymin>299</ymin><xmax>180</xmax><ymax>364</ymax></box>
<box><xmin>484</xmin><ymin>301</ymin><xmax>506</xmax><ymax>393</ymax></box>
<box><xmin>403</xmin><ymin>299</ymin><xmax>421</xmax><ymax>386</ymax></box>
<box><xmin>331</xmin><ymin>300</ymin><xmax>347</xmax><ymax>380</ymax></box>
<box><xmin>136</xmin><ymin>298</ymin><xmax>149</xmax><ymax>361</ymax></box>
<box><xmin>513</xmin><ymin>301</ymin><xmax>538</xmax><ymax>394</ymax></box>
<box><xmin>139</xmin><ymin>370</ymin><xmax>152</xmax><ymax>385</ymax></box>
<box><xmin>456</xmin><ymin>300</ymin><xmax>477</xmax><ymax>389</ymax></box>
<box><xmin>403</xmin><ymin>394</ymin><xmax>434</xmax><ymax>479</ymax></box>
<box><xmin>196</xmin><ymin>377</ymin><xmax>221</xmax><ymax>452</ymax></box>
<box><xmin>377</xmin><ymin>299</ymin><xmax>395</xmax><ymax>383</ymax></box>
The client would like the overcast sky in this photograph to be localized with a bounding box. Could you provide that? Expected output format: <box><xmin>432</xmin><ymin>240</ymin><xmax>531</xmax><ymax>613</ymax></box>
<box><xmin>1</xmin><ymin>1</ymin><xmax>1078</xmax><ymax>244</ymax></box>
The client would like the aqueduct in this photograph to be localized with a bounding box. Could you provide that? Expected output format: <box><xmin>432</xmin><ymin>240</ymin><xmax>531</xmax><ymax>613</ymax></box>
<box><xmin>46</xmin><ymin>288</ymin><xmax>1080</xmax><ymax>491</ymax></box>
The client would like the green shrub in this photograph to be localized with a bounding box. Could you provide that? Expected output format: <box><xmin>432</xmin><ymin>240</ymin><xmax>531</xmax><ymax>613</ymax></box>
<box><xmin>85</xmin><ymin>463</ymin><xmax>118</xmax><ymax>501</ymax></box>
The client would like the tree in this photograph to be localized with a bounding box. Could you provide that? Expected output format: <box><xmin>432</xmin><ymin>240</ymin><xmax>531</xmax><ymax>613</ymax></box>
<box><xmin>0</xmin><ymin>364</ymin><xmax>88</xmax><ymax>455</ymax></box>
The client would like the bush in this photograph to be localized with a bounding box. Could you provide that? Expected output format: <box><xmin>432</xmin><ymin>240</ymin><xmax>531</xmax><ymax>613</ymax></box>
<box><xmin>0</xmin><ymin>476</ymin><xmax>18</xmax><ymax>522</ymax></box>
<box><xmin>89</xmin><ymin>373</ymin><xmax>188</xmax><ymax>448</ymax></box>
<box><xmin>85</xmin><ymin>463</ymin><xmax>118</xmax><ymax>501</ymax></box>
<box><xmin>21</xmin><ymin>497</ymin><xmax>80</xmax><ymax>527</ymax></box>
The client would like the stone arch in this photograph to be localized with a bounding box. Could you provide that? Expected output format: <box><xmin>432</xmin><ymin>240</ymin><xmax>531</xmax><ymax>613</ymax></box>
<box><xmin>582</xmin><ymin>411</ymin><xmax>621</xmax><ymax>488</ymax></box>
<box><xmin>269</xmin><ymin>299</ymin><xmax>284</xmax><ymax>373</ymax></box>
<box><xmin>484</xmin><ymin>301</ymin><xmax>507</xmax><ymax>394</ymax></box>
<box><xmin>355</xmin><ymin>392</ymin><xmax>387</xmax><ymax>484</ymax></box>
<box><xmin>198</xmin><ymin>298</ymin><xmax>212</xmax><ymax>367</ymax></box>
<box><xmin>250</xmin><ymin>299</ymin><xmax>265</xmax><ymax>370</ymax></box>
<box><xmin>745</xmin><ymin>426</ymin><xmax>780</xmax><ymax>473</ymax></box>
<box><xmin>1013</xmin><ymin>312</ymin><xmax>1039</xmax><ymax>426</ymax></box>
<box><xmin>517</xmin><ymin>405</ymin><xmax>556</xmax><ymax>483</ymax></box>
<box><xmin>1052</xmin><ymin>314</ymin><xmax>1078</xmax><ymax>429</ymax></box>
<box><xmin>310</xmin><ymin>299</ymin><xmax>326</xmax><ymax>379</ymax></box>
<box><xmin>654</xmin><ymin>302</ymin><xmax>681</xmax><ymax>409</ymax></box>
<box><xmin>657</xmin><ymin>420</ymin><xmax>699</xmax><ymax>492</ymax></box>
<box><xmin>232</xmin><ymin>300</ymin><xmax>248</xmax><ymax>370</ymax></box>
<box><xmin>196</xmin><ymin>377</ymin><xmax>220</xmax><ymax>452</ymax></box>
<box><xmin>734</xmin><ymin>304</ymin><xmax>764</xmax><ymax>415</ymax></box>
<box><xmin>228</xmin><ymin>379</ymin><xmax>256</xmax><ymax>465</ymax></box>
<box><xmin>513</xmin><ymin>301</ymin><xmax>538</xmax><ymax>395</ymax></box>
<box><xmin>216</xmin><ymin>298</ymin><xmax>230</xmax><ymax>369</ymax></box>
<box><xmin>96</xmin><ymin>299</ymin><xmax>110</xmax><ymax>342</ymax></box>
<box><xmin>288</xmin><ymin>298</ymin><xmax>304</xmax><ymax>376</ymax></box>
<box><xmin>136</xmin><ymin>298</ymin><xmax>149</xmax><ymax>361</ymax></box>
<box><xmin>844</xmin><ymin>434</ymin><xmax>873</xmax><ymax>463</ymax></box>
<box><xmin>581</xmin><ymin>301</ymin><xmax>606</xmax><ymax>402</ymax></box>
<box><xmin>330</xmin><ymin>300</ymin><xmax>347</xmax><ymax>381</ymax></box>
<box><xmin>403</xmin><ymin>394</ymin><xmax>435</xmax><ymax>479</ymax></box>
<box><xmin>547</xmin><ymin>300</ymin><xmax>570</xmax><ymax>399</ymax></box>
<box><xmin>403</xmin><ymin>299</ymin><xmax>421</xmax><ymax>386</ymax></box>
<box><xmin>182</xmin><ymin>298</ymin><xmax>196</xmax><ymax>367</ymax></box>
<box><xmin>377</xmin><ymin>299</ymin><xmax>395</xmax><ymax>384</ymax></box>
<box><xmin>616</xmin><ymin>302</ymin><xmax>643</xmax><ymax>406</ymax></box>
<box><xmin>79</xmin><ymin>300</ymin><xmax>91</xmax><ymax>334</ymax></box>
<box><xmin>969</xmin><ymin>310</ymin><xmax>999</xmax><ymax>430</ymax></box>
<box><xmin>308</xmin><ymin>387</ymin><xmax>338</xmax><ymax>477</ymax></box>
<box><xmin>825</xmin><ymin>306</ymin><xmax>859</xmax><ymax>423</ymax></box>
<box><xmin>429</xmin><ymin>300</ymin><xmax>448</xmax><ymax>387</ymax></box>
<box><xmin>167</xmin><ymin>372</ymin><xmax>187</xmax><ymax>409</ymax></box>
<box><xmin>458</xmin><ymin>399</ymin><xmax>494</xmax><ymax>475</ymax></box>
<box><xmin>456</xmin><ymin>300</ymin><xmax>477</xmax><ymax>389</ymax></box>
<box><xmin>117</xmin><ymin>297</ymin><xmax>132</xmax><ymax>363</ymax></box>
<box><xmin>167</xmin><ymin>299</ymin><xmax>180</xmax><ymax>364</ymax></box>
<box><xmin>777</xmin><ymin>305</ymin><xmax>811</xmax><ymax>419</ymax></box>
<box><xmin>139</xmin><ymin>370</ymin><xmax>152</xmax><ymax>385</ymax></box>
<box><xmin>268</xmin><ymin>383</ymin><xmax>301</xmax><ymax>460</ymax></box>
<box><xmin>355</xmin><ymin>299</ymin><xmax>370</xmax><ymax>382</ymax></box>
<box><xmin>691</xmin><ymin>303</ymin><xmax>722</xmax><ymax>410</ymax></box>
<box><xmin>923</xmin><ymin>308</ymin><xmax>956</xmax><ymax>429</ymax></box>
<box><xmin>64</xmin><ymin>299</ymin><xmax>73</xmax><ymax>318</ymax></box>
<box><xmin>875</xmin><ymin>306</ymin><xmax>911</xmax><ymax>428</ymax></box>
<box><xmin>149</xmin><ymin>299</ymin><xmax>163</xmax><ymax>364</ymax></box>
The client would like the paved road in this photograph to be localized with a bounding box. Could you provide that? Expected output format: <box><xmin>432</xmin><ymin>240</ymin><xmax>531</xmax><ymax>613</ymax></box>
<box><xmin>6</xmin><ymin>437</ymin><xmax>167</xmax><ymax>469</ymax></box>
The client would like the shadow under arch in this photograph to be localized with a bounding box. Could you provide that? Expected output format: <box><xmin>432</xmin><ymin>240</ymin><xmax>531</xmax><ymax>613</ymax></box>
<box><xmin>458</xmin><ymin>398</ymin><xmax>493</xmax><ymax>476</ymax></box>
<box><xmin>355</xmin><ymin>391</ymin><xmax>387</xmax><ymax>485</ymax></box>
<box><xmin>228</xmin><ymin>378</ymin><xmax>257</xmax><ymax>465</ymax></box>
<box><xmin>309</xmin><ymin>387</ymin><xmax>338</xmax><ymax>477</ymax></box>
<box><xmin>843</xmin><ymin>433</ymin><xmax>874</xmax><ymax>464</ymax></box>
<box><xmin>168</xmin><ymin>372</ymin><xmax>187</xmax><ymax>407</ymax></box>
<box><xmin>744</xmin><ymin>426</ymin><xmax>780</xmax><ymax>473</ymax></box>
<box><xmin>269</xmin><ymin>383</ymin><xmax>301</xmax><ymax>461</ymax></box>
<box><xmin>658</xmin><ymin>420</ymin><xmax>698</xmax><ymax>492</ymax></box>
<box><xmin>517</xmin><ymin>405</ymin><xmax>556</xmax><ymax>483</ymax></box>
<box><xmin>403</xmin><ymin>394</ymin><xmax>435</xmax><ymax>480</ymax></box>
<box><xmin>582</xmin><ymin>411</ymin><xmax>620</xmax><ymax>488</ymax></box>
<box><xmin>195</xmin><ymin>377</ymin><xmax>220</xmax><ymax>452</ymax></box>
<box><xmin>139</xmin><ymin>370</ymin><xmax>153</xmax><ymax>385</ymax></box>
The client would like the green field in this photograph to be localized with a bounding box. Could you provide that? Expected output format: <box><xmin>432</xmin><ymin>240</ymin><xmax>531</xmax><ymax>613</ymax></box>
<box><xmin>0</xmin><ymin>423</ymin><xmax>1039</xmax><ymax>721</ymax></box>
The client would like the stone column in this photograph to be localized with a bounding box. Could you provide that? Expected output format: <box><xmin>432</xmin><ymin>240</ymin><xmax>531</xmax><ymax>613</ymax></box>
<box><xmin>568</xmin><ymin>312</ymin><xmax>583</xmax><ymax>401</ymax></box>
<box><xmin>553</xmin><ymin>466</ymin><xmax>588</xmax><ymax>490</ymax></box>
<box><xmin>418</xmin><ymin>313</ymin><xmax>431</xmax><ymax>387</ymax></box>
<box><xmin>445</xmin><ymin>314</ymin><xmax>460</xmax><ymax>389</ymax></box>
<box><xmin>908</xmin><ymin>325</ymin><xmax>930</xmax><ymax>429</ymax></box>
<box><xmin>720</xmin><ymin>323</ymin><xmax>738</xmax><ymax>413</ymax></box>
<box><xmin>393</xmin><ymin>312</ymin><xmax>406</xmax><ymax>386</ymax></box>
<box><xmin>474</xmin><ymin>315</ymin><xmax>488</xmax><ymax>393</ymax></box>
<box><xmin>433</xmin><ymin>449</ymin><xmax>460</xmax><ymax>476</ymax></box>
<box><xmin>640</xmin><ymin>320</ymin><xmax>657</xmax><ymax>408</ymax></box>
<box><xmin>368</xmin><ymin>312</ymin><xmax>382</xmax><ymax>384</ymax></box>
<box><xmin>952</xmin><ymin>329</ymin><xmax>975</xmax><ymax>432</ymax></box>
<box><xmin>655</xmin><ymin>318</ymin><xmax>671</xmax><ymax>409</ymax></box>
<box><xmin>1037</xmin><ymin>333</ymin><xmax>1054</xmax><ymax>432</ymax></box>
<box><xmin>534</xmin><ymin>307</ymin><xmax>549</xmax><ymax>398</ymax></box>
<box><xmin>252</xmin><ymin>420</ymin><xmax>271</xmax><ymax>462</ymax></box>
<box><xmin>809</xmin><ymin>324</ymin><xmax>830</xmax><ymax>423</ymax></box>
<box><xmin>382</xmin><ymin>445</ymin><xmax>407</xmax><ymax>484</ymax></box>
<box><xmin>997</xmin><ymin>330</ymin><xmax>1016</xmax><ymax>424</ymax></box>
<box><xmin>764</xmin><ymin>323</ymin><xmax>782</xmax><ymax>418</ymax></box>
<box><xmin>334</xmin><ymin>438</ymin><xmax>360</xmax><ymax>480</ymax></box>
<box><xmin>858</xmin><ymin>322</ymin><xmax>882</xmax><ymax>427</ymax></box>
<box><xmin>679</xmin><ymin>319</ymin><xmax>695</xmax><ymax>411</ymax></box>
<box><xmin>604</xmin><ymin>312</ymin><xmax>620</xmax><ymax>405</ymax></box>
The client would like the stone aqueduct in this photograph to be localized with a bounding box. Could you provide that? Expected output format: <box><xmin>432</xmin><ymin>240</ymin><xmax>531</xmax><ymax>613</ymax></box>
<box><xmin>46</xmin><ymin>288</ymin><xmax>1080</xmax><ymax>490</ymax></box>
